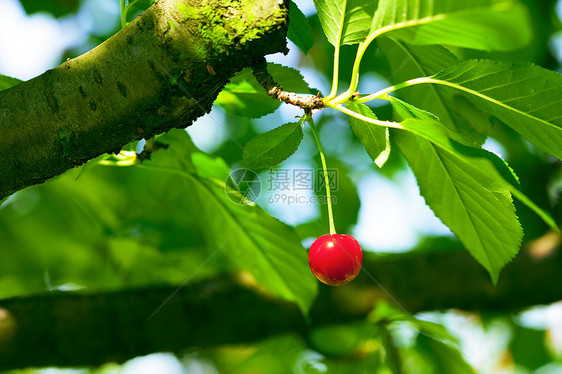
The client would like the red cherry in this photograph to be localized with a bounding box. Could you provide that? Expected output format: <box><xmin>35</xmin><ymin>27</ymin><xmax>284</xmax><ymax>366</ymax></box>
<box><xmin>308</xmin><ymin>234</ymin><xmax>363</xmax><ymax>286</ymax></box>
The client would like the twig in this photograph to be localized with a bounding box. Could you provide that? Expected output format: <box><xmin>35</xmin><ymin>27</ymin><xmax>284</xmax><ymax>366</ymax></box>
<box><xmin>251</xmin><ymin>58</ymin><xmax>324</xmax><ymax>111</ymax></box>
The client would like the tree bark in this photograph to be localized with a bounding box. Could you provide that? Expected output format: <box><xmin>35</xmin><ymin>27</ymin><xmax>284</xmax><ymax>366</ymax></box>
<box><xmin>0</xmin><ymin>0</ymin><xmax>289</xmax><ymax>200</ymax></box>
<box><xmin>1</xmin><ymin>246</ymin><xmax>561</xmax><ymax>370</ymax></box>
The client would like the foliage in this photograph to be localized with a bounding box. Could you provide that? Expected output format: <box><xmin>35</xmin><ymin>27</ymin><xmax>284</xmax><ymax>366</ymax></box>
<box><xmin>216</xmin><ymin>0</ymin><xmax>559</xmax><ymax>282</ymax></box>
<box><xmin>19</xmin><ymin>0</ymin><xmax>80</xmax><ymax>18</ymax></box>
<box><xmin>241</xmin><ymin>120</ymin><xmax>304</xmax><ymax>169</ymax></box>
<box><xmin>311</xmin><ymin>0</ymin><xmax>559</xmax><ymax>283</ymax></box>
<box><xmin>347</xmin><ymin>101</ymin><xmax>390</xmax><ymax>168</ymax></box>
<box><xmin>287</xmin><ymin>0</ymin><xmax>314</xmax><ymax>54</ymax></box>
<box><xmin>215</xmin><ymin>63</ymin><xmax>313</xmax><ymax>118</ymax></box>
<box><xmin>0</xmin><ymin>75</ymin><xmax>22</xmax><ymax>91</ymax></box>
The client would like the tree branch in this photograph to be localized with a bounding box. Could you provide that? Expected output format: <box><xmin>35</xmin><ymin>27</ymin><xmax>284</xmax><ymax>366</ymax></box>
<box><xmin>1</xmin><ymin>246</ymin><xmax>561</xmax><ymax>370</ymax></box>
<box><xmin>251</xmin><ymin>58</ymin><xmax>324</xmax><ymax>112</ymax></box>
<box><xmin>0</xmin><ymin>0</ymin><xmax>290</xmax><ymax>200</ymax></box>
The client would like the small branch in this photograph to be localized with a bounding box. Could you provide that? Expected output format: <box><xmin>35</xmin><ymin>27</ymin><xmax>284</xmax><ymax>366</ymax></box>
<box><xmin>324</xmin><ymin>101</ymin><xmax>403</xmax><ymax>129</ymax></box>
<box><xmin>379</xmin><ymin>322</ymin><xmax>403</xmax><ymax>374</ymax></box>
<box><xmin>305</xmin><ymin>115</ymin><xmax>336</xmax><ymax>234</ymax></box>
<box><xmin>251</xmin><ymin>58</ymin><xmax>324</xmax><ymax>111</ymax></box>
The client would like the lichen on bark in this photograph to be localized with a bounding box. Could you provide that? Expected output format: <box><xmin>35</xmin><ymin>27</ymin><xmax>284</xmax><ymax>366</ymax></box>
<box><xmin>176</xmin><ymin>0</ymin><xmax>287</xmax><ymax>58</ymax></box>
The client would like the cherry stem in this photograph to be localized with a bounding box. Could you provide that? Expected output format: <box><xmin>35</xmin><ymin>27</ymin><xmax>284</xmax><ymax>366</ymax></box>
<box><xmin>305</xmin><ymin>115</ymin><xmax>336</xmax><ymax>235</ymax></box>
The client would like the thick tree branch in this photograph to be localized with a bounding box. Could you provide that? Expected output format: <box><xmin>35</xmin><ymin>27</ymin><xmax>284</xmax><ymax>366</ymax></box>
<box><xmin>1</xmin><ymin>246</ymin><xmax>561</xmax><ymax>370</ymax></box>
<box><xmin>0</xmin><ymin>0</ymin><xmax>289</xmax><ymax>200</ymax></box>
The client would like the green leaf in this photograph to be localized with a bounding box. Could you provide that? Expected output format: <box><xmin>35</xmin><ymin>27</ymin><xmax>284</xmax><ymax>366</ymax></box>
<box><xmin>149</xmin><ymin>129</ymin><xmax>197</xmax><ymax>173</ymax></box>
<box><xmin>191</xmin><ymin>152</ymin><xmax>231</xmax><ymax>181</ymax></box>
<box><xmin>391</xmin><ymin>96</ymin><xmax>558</xmax><ymax>232</ymax></box>
<box><xmin>377</xmin><ymin>37</ymin><xmax>492</xmax><ymax>145</ymax></box>
<box><xmin>391</xmin><ymin>100</ymin><xmax>523</xmax><ymax>282</ymax></box>
<box><xmin>347</xmin><ymin>101</ymin><xmax>390</xmax><ymax>167</ymax></box>
<box><xmin>390</xmin><ymin>96</ymin><xmax>440</xmax><ymax>123</ymax></box>
<box><xmin>379</xmin><ymin>323</ymin><xmax>402</xmax><ymax>373</ymax></box>
<box><xmin>241</xmin><ymin>122</ymin><xmax>304</xmax><ymax>169</ymax></box>
<box><xmin>20</xmin><ymin>0</ymin><xmax>80</xmax><ymax>18</ymax></box>
<box><xmin>378</xmin><ymin>37</ymin><xmax>461</xmax><ymax>78</ymax></box>
<box><xmin>313</xmin><ymin>0</ymin><xmax>377</xmax><ymax>46</ymax></box>
<box><xmin>416</xmin><ymin>333</ymin><xmax>474</xmax><ymax>374</ymax></box>
<box><xmin>215</xmin><ymin>69</ymin><xmax>279</xmax><ymax>118</ymax></box>
<box><xmin>371</xmin><ymin>301</ymin><xmax>460</xmax><ymax>346</ymax></box>
<box><xmin>510</xmin><ymin>324</ymin><xmax>552</xmax><ymax>370</ymax></box>
<box><xmin>215</xmin><ymin>63</ymin><xmax>311</xmax><ymax>118</ymax></box>
<box><xmin>209</xmin><ymin>335</ymin><xmax>309</xmax><ymax>374</ymax></box>
<box><xmin>0</xmin><ymin>75</ymin><xmax>22</xmax><ymax>92</ymax></box>
<box><xmin>186</xmin><ymin>175</ymin><xmax>317</xmax><ymax>314</ymax></box>
<box><xmin>147</xmin><ymin>130</ymin><xmax>318</xmax><ymax>314</ymax></box>
<box><xmin>267</xmin><ymin>63</ymin><xmax>314</xmax><ymax>94</ymax></box>
<box><xmin>126</xmin><ymin>0</ymin><xmax>155</xmax><ymax>21</ymax></box>
<box><xmin>287</xmin><ymin>1</ymin><xmax>314</xmax><ymax>54</ymax></box>
<box><xmin>395</xmin><ymin>122</ymin><xmax>522</xmax><ymax>283</ymax></box>
<box><xmin>0</xmin><ymin>129</ymin><xmax>318</xmax><ymax>313</ymax></box>
<box><xmin>427</xmin><ymin>60</ymin><xmax>562</xmax><ymax>161</ymax></box>
<box><xmin>310</xmin><ymin>322</ymin><xmax>376</xmax><ymax>357</ymax></box>
<box><xmin>368</xmin><ymin>0</ymin><xmax>531</xmax><ymax>52</ymax></box>
<box><xmin>460</xmin><ymin>146</ymin><xmax>559</xmax><ymax>233</ymax></box>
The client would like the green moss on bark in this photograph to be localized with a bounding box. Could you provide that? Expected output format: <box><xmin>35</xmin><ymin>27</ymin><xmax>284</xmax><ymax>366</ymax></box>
<box><xmin>175</xmin><ymin>0</ymin><xmax>287</xmax><ymax>58</ymax></box>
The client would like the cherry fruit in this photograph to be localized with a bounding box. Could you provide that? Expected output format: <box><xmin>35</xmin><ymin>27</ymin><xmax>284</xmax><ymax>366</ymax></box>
<box><xmin>308</xmin><ymin>234</ymin><xmax>362</xmax><ymax>286</ymax></box>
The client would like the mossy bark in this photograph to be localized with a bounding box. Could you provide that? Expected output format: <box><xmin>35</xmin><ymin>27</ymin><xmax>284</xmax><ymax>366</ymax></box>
<box><xmin>0</xmin><ymin>0</ymin><xmax>289</xmax><ymax>200</ymax></box>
